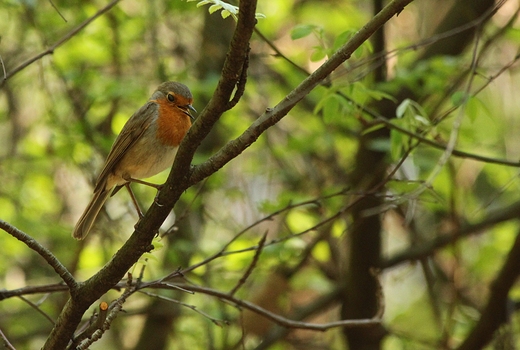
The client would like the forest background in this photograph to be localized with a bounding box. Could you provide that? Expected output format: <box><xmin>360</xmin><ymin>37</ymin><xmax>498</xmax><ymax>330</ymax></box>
<box><xmin>1</xmin><ymin>0</ymin><xmax>520</xmax><ymax>349</ymax></box>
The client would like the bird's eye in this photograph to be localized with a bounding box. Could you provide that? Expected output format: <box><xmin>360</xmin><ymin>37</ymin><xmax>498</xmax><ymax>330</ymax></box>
<box><xmin>167</xmin><ymin>93</ymin><xmax>175</xmax><ymax>102</ymax></box>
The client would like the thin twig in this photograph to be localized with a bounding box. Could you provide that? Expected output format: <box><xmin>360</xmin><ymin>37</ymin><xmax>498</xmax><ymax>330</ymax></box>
<box><xmin>254</xmin><ymin>27</ymin><xmax>309</xmax><ymax>76</ymax></box>
<box><xmin>178</xmin><ymin>148</ymin><xmax>413</xmax><ymax>279</ymax></box>
<box><xmin>421</xmin><ymin>24</ymin><xmax>483</xmax><ymax>191</ymax></box>
<box><xmin>0</xmin><ymin>52</ymin><xmax>6</xmax><ymax>81</ymax></box>
<box><xmin>164</xmin><ymin>188</ymin><xmax>348</xmax><ymax>279</ymax></box>
<box><xmin>0</xmin><ymin>220</ymin><xmax>77</xmax><ymax>291</ymax></box>
<box><xmin>229</xmin><ymin>232</ymin><xmax>267</xmax><ymax>296</ymax></box>
<box><xmin>381</xmin><ymin>199</ymin><xmax>520</xmax><ymax>268</ymax></box>
<box><xmin>163</xmin><ymin>178</ymin><xmax>209</xmax><ymax>238</ymax></box>
<box><xmin>1</xmin><ymin>0</ymin><xmax>120</xmax><ymax>87</ymax></box>
<box><xmin>226</xmin><ymin>44</ymin><xmax>250</xmax><ymax>110</ymax></box>
<box><xmin>149</xmin><ymin>282</ymin><xmax>380</xmax><ymax>331</ymax></box>
<box><xmin>0</xmin><ymin>283</ymin><xmax>69</xmax><ymax>300</ymax></box>
<box><xmin>0</xmin><ymin>328</ymin><xmax>16</xmax><ymax>350</ymax></box>
<box><xmin>75</xmin><ymin>273</ymin><xmax>137</xmax><ymax>350</ymax></box>
<box><xmin>48</xmin><ymin>0</ymin><xmax>68</xmax><ymax>22</ymax></box>
<box><xmin>138</xmin><ymin>290</ymin><xmax>228</xmax><ymax>326</ymax></box>
<box><xmin>253</xmin><ymin>2</ymin><xmax>519</xmax><ymax>168</ymax></box>
<box><xmin>369</xmin><ymin>112</ymin><xmax>520</xmax><ymax>167</ymax></box>
<box><xmin>159</xmin><ymin>282</ymin><xmax>194</xmax><ymax>294</ymax></box>
<box><xmin>17</xmin><ymin>295</ymin><xmax>55</xmax><ymax>325</ymax></box>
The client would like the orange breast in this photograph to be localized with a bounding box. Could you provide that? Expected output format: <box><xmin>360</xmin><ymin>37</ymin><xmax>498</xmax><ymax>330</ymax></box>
<box><xmin>155</xmin><ymin>99</ymin><xmax>192</xmax><ymax>147</ymax></box>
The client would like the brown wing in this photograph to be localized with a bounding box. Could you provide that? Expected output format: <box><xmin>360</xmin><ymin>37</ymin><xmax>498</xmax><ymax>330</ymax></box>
<box><xmin>93</xmin><ymin>102</ymin><xmax>158</xmax><ymax>192</ymax></box>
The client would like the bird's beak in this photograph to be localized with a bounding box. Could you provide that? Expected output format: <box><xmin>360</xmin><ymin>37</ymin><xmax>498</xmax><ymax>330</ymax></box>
<box><xmin>185</xmin><ymin>104</ymin><xmax>197</xmax><ymax>120</ymax></box>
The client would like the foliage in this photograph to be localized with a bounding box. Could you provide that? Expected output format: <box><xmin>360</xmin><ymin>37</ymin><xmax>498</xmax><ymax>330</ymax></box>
<box><xmin>1</xmin><ymin>0</ymin><xmax>520</xmax><ymax>349</ymax></box>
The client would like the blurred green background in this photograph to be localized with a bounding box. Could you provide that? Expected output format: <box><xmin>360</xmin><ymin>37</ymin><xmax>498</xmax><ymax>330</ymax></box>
<box><xmin>1</xmin><ymin>0</ymin><xmax>520</xmax><ymax>349</ymax></box>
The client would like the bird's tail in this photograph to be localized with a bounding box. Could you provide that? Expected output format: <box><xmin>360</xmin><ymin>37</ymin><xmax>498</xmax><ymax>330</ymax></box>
<box><xmin>72</xmin><ymin>188</ymin><xmax>111</xmax><ymax>240</ymax></box>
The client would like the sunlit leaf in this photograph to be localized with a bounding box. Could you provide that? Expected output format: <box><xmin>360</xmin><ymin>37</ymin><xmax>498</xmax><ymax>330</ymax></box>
<box><xmin>208</xmin><ymin>4</ymin><xmax>221</xmax><ymax>14</ymax></box>
<box><xmin>221</xmin><ymin>9</ymin><xmax>231</xmax><ymax>18</ymax></box>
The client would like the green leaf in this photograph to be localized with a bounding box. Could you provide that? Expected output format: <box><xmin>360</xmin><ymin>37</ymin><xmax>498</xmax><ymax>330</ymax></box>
<box><xmin>310</xmin><ymin>46</ymin><xmax>327</xmax><ymax>62</ymax></box>
<box><xmin>291</xmin><ymin>24</ymin><xmax>317</xmax><ymax>40</ymax></box>
<box><xmin>142</xmin><ymin>252</ymin><xmax>159</xmax><ymax>262</ymax></box>
<box><xmin>322</xmin><ymin>94</ymin><xmax>340</xmax><ymax>123</ymax></box>
<box><xmin>396</xmin><ymin>99</ymin><xmax>411</xmax><ymax>118</ymax></box>
<box><xmin>450</xmin><ymin>91</ymin><xmax>467</xmax><ymax>107</ymax></box>
<box><xmin>333</xmin><ymin>30</ymin><xmax>353</xmax><ymax>51</ymax></box>
<box><xmin>362</xmin><ymin>123</ymin><xmax>385</xmax><ymax>135</ymax></box>
<box><xmin>196</xmin><ymin>1</ymin><xmax>212</xmax><ymax>7</ymax></box>
<box><xmin>465</xmin><ymin>95</ymin><xmax>490</xmax><ymax>122</ymax></box>
<box><xmin>209</xmin><ymin>4</ymin><xmax>221</xmax><ymax>13</ymax></box>
<box><xmin>221</xmin><ymin>9</ymin><xmax>231</xmax><ymax>18</ymax></box>
<box><xmin>367</xmin><ymin>137</ymin><xmax>391</xmax><ymax>152</ymax></box>
<box><xmin>364</xmin><ymin>88</ymin><xmax>396</xmax><ymax>102</ymax></box>
<box><xmin>152</xmin><ymin>240</ymin><xmax>164</xmax><ymax>250</ymax></box>
<box><xmin>414</xmin><ymin>115</ymin><xmax>430</xmax><ymax>126</ymax></box>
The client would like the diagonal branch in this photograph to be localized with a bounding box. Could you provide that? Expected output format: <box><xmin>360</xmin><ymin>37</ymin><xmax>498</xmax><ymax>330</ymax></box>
<box><xmin>0</xmin><ymin>220</ymin><xmax>77</xmax><ymax>291</ymax></box>
<box><xmin>0</xmin><ymin>328</ymin><xmax>15</xmax><ymax>350</ymax></box>
<box><xmin>189</xmin><ymin>0</ymin><xmax>415</xmax><ymax>185</ymax></box>
<box><xmin>229</xmin><ymin>232</ymin><xmax>267</xmax><ymax>296</ymax></box>
<box><xmin>42</xmin><ymin>1</ymin><xmax>259</xmax><ymax>349</ymax></box>
<box><xmin>0</xmin><ymin>0</ymin><xmax>121</xmax><ymax>88</ymax></box>
<box><xmin>42</xmin><ymin>1</ymin><xmax>413</xmax><ymax>347</ymax></box>
<box><xmin>457</xmin><ymin>228</ymin><xmax>520</xmax><ymax>350</ymax></box>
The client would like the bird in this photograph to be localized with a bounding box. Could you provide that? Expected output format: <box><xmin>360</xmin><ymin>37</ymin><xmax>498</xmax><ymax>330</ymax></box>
<box><xmin>73</xmin><ymin>81</ymin><xmax>196</xmax><ymax>240</ymax></box>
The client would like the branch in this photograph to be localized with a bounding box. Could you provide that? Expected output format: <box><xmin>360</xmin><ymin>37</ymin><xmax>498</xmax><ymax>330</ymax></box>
<box><xmin>48</xmin><ymin>0</ymin><xmax>68</xmax><ymax>22</ymax></box>
<box><xmin>254</xmin><ymin>268</ymin><xmax>385</xmax><ymax>349</ymax></box>
<box><xmin>41</xmin><ymin>1</ymin><xmax>412</xmax><ymax>347</ymax></box>
<box><xmin>229</xmin><ymin>232</ymin><xmax>267</xmax><ymax>296</ymax></box>
<box><xmin>138</xmin><ymin>291</ymin><xmax>228</xmax><ymax>327</ymax></box>
<box><xmin>42</xmin><ymin>0</ymin><xmax>259</xmax><ymax>348</ymax></box>
<box><xmin>253</xmin><ymin>2</ymin><xmax>519</xmax><ymax>168</ymax></box>
<box><xmin>74</xmin><ymin>275</ymin><xmax>137</xmax><ymax>350</ymax></box>
<box><xmin>0</xmin><ymin>0</ymin><xmax>121</xmax><ymax>88</ymax></box>
<box><xmin>0</xmin><ymin>220</ymin><xmax>77</xmax><ymax>291</ymax></box>
<box><xmin>0</xmin><ymin>328</ymin><xmax>15</xmax><ymax>350</ymax></box>
<box><xmin>170</xmin><ymin>150</ymin><xmax>412</xmax><ymax>280</ymax></box>
<box><xmin>161</xmin><ymin>189</ymin><xmax>347</xmax><ymax>280</ymax></box>
<box><xmin>380</xmin><ymin>200</ymin><xmax>520</xmax><ymax>268</ymax></box>
<box><xmin>457</xmin><ymin>228</ymin><xmax>520</xmax><ymax>350</ymax></box>
<box><xmin>18</xmin><ymin>295</ymin><xmax>56</xmax><ymax>325</ymax></box>
<box><xmin>188</xmin><ymin>0</ymin><xmax>415</xmax><ymax>185</ymax></box>
<box><xmin>147</xmin><ymin>282</ymin><xmax>380</xmax><ymax>331</ymax></box>
<box><xmin>369</xmin><ymin>112</ymin><xmax>520</xmax><ymax>167</ymax></box>
<box><xmin>0</xmin><ymin>283</ymin><xmax>69</xmax><ymax>300</ymax></box>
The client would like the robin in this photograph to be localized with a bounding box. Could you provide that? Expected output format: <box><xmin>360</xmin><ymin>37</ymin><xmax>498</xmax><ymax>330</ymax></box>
<box><xmin>73</xmin><ymin>81</ymin><xmax>196</xmax><ymax>240</ymax></box>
